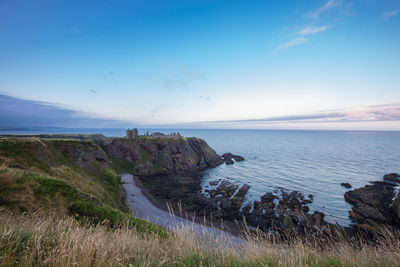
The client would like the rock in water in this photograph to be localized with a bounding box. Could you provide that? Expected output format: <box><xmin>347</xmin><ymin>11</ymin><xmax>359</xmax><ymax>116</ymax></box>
<box><xmin>221</xmin><ymin>152</ymin><xmax>245</xmax><ymax>165</ymax></box>
<box><xmin>344</xmin><ymin>181</ymin><xmax>398</xmax><ymax>232</ymax></box>
<box><xmin>224</xmin><ymin>157</ymin><xmax>235</xmax><ymax>165</ymax></box>
<box><xmin>383</xmin><ymin>173</ymin><xmax>400</xmax><ymax>183</ymax></box>
<box><xmin>209</xmin><ymin>180</ymin><xmax>239</xmax><ymax>198</ymax></box>
<box><xmin>341</xmin><ymin>183</ymin><xmax>352</xmax><ymax>188</ymax></box>
<box><xmin>231</xmin><ymin>184</ymin><xmax>250</xmax><ymax>210</ymax></box>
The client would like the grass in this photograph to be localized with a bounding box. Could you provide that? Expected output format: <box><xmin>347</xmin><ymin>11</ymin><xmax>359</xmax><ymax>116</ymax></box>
<box><xmin>0</xmin><ymin>138</ymin><xmax>52</xmax><ymax>172</ymax></box>
<box><xmin>0</xmin><ymin>166</ymin><xmax>166</xmax><ymax>238</ymax></box>
<box><xmin>111</xmin><ymin>158</ymin><xmax>136</xmax><ymax>174</ymax></box>
<box><xmin>0</xmin><ymin>137</ymin><xmax>127</xmax><ymax>210</ymax></box>
<box><xmin>1</xmin><ymin>210</ymin><xmax>400</xmax><ymax>266</ymax></box>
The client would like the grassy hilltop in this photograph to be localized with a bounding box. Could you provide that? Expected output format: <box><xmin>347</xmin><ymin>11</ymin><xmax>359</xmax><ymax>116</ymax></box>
<box><xmin>1</xmin><ymin>136</ymin><xmax>400</xmax><ymax>266</ymax></box>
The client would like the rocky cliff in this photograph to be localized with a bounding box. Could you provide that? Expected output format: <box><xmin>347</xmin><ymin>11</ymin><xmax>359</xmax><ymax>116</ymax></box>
<box><xmin>103</xmin><ymin>136</ymin><xmax>224</xmax><ymax>176</ymax></box>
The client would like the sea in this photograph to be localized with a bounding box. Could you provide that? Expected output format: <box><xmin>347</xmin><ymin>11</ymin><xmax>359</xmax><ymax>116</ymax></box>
<box><xmin>2</xmin><ymin>127</ymin><xmax>400</xmax><ymax>226</ymax></box>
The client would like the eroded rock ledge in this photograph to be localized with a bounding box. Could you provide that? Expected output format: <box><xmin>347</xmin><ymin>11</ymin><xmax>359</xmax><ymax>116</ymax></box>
<box><xmin>140</xmin><ymin>174</ymin><xmax>328</xmax><ymax>235</ymax></box>
<box><xmin>344</xmin><ymin>173</ymin><xmax>400</xmax><ymax>233</ymax></box>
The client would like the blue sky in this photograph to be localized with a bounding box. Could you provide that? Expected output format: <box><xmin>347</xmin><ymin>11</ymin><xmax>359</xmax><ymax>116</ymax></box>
<box><xmin>0</xmin><ymin>0</ymin><xmax>399</xmax><ymax>130</ymax></box>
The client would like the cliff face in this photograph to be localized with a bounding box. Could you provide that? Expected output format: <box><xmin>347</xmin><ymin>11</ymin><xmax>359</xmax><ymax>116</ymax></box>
<box><xmin>104</xmin><ymin>136</ymin><xmax>224</xmax><ymax>176</ymax></box>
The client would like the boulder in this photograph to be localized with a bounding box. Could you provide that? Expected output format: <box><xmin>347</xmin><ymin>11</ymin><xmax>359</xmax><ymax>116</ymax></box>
<box><xmin>221</xmin><ymin>152</ymin><xmax>245</xmax><ymax>165</ymax></box>
<box><xmin>344</xmin><ymin>181</ymin><xmax>397</xmax><ymax>232</ymax></box>
<box><xmin>224</xmin><ymin>157</ymin><xmax>235</xmax><ymax>165</ymax></box>
<box><xmin>383</xmin><ymin>173</ymin><xmax>400</xmax><ymax>183</ymax></box>
<box><xmin>341</xmin><ymin>183</ymin><xmax>352</xmax><ymax>188</ymax></box>
<box><xmin>231</xmin><ymin>184</ymin><xmax>250</xmax><ymax>209</ymax></box>
<box><xmin>311</xmin><ymin>211</ymin><xmax>325</xmax><ymax>225</ymax></box>
<box><xmin>277</xmin><ymin>190</ymin><xmax>312</xmax><ymax>218</ymax></box>
<box><xmin>252</xmin><ymin>192</ymin><xmax>277</xmax><ymax>218</ymax></box>
<box><xmin>214</xmin><ymin>180</ymin><xmax>238</xmax><ymax>198</ymax></box>
<box><xmin>245</xmin><ymin>189</ymin><xmax>317</xmax><ymax>232</ymax></box>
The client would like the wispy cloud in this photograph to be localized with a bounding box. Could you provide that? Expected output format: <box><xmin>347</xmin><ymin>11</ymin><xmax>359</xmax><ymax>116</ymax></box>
<box><xmin>275</xmin><ymin>24</ymin><xmax>330</xmax><ymax>52</ymax></box>
<box><xmin>307</xmin><ymin>0</ymin><xmax>343</xmax><ymax>20</ymax></box>
<box><xmin>382</xmin><ymin>8</ymin><xmax>400</xmax><ymax>20</ymax></box>
<box><xmin>275</xmin><ymin>0</ymin><xmax>350</xmax><ymax>52</ymax></box>
<box><xmin>298</xmin><ymin>25</ymin><xmax>329</xmax><ymax>36</ymax></box>
<box><xmin>189</xmin><ymin>103</ymin><xmax>400</xmax><ymax>126</ymax></box>
<box><xmin>276</xmin><ymin>37</ymin><xmax>308</xmax><ymax>51</ymax></box>
<box><xmin>232</xmin><ymin>112</ymin><xmax>345</xmax><ymax>123</ymax></box>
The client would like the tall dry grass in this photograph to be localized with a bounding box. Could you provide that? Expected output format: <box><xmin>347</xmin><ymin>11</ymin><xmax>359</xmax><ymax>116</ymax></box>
<box><xmin>1</xmin><ymin>209</ymin><xmax>400</xmax><ymax>266</ymax></box>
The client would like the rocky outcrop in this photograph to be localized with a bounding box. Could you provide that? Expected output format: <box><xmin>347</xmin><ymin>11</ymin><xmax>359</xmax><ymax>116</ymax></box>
<box><xmin>221</xmin><ymin>153</ymin><xmax>244</xmax><ymax>165</ymax></box>
<box><xmin>245</xmin><ymin>190</ymin><xmax>316</xmax><ymax>232</ymax></box>
<box><xmin>209</xmin><ymin>181</ymin><xmax>239</xmax><ymax>198</ymax></box>
<box><xmin>141</xmin><ymin>171</ymin><xmax>324</xmax><ymax>234</ymax></box>
<box><xmin>344</xmin><ymin>175</ymin><xmax>400</xmax><ymax>233</ymax></box>
<box><xmin>231</xmin><ymin>185</ymin><xmax>250</xmax><ymax>210</ymax></box>
<box><xmin>212</xmin><ymin>184</ymin><xmax>250</xmax><ymax>220</ymax></box>
<box><xmin>106</xmin><ymin>136</ymin><xmax>224</xmax><ymax>176</ymax></box>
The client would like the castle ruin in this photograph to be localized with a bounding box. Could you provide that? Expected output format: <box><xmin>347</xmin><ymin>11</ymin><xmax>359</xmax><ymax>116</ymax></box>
<box><xmin>125</xmin><ymin>128</ymin><xmax>182</xmax><ymax>140</ymax></box>
<box><xmin>125</xmin><ymin>128</ymin><xmax>138</xmax><ymax>139</ymax></box>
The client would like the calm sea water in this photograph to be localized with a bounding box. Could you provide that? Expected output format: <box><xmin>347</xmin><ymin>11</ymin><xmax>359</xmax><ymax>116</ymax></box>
<box><xmin>2</xmin><ymin>128</ymin><xmax>400</xmax><ymax>225</ymax></box>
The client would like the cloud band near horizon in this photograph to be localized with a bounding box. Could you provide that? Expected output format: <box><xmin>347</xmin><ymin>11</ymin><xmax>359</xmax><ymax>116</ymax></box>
<box><xmin>1</xmin><ymin>92</ymin><xmax>399</xmax><ymax>130</ymax></box>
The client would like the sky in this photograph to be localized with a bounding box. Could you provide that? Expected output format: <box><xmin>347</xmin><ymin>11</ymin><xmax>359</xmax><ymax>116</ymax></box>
<box><xmin>0</xmin><ymin>0</ymin><xmax>399</xmax><ymax>130</ymax></box>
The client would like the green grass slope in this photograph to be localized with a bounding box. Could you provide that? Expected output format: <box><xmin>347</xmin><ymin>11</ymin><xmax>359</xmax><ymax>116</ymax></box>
<box><xmin>0</xmin><ymin>137</ymin><xmax>166</xmax><ymax>238</ymax></box>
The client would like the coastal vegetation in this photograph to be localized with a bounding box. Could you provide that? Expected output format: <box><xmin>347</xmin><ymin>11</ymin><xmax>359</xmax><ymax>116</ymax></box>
<box><xmin>1</xmin><ymin>135</ymin><xmax>400</xmax><ymax>266</ymax></box>
<box><xmin>2</xmin><ymin>209</ymin><xmax>400</xmax><ymax>266</ymax></box>
<box><xmin>0</xmin><ymin>137</ymin><xmax>167</xmax><ymax>239</ymax></box>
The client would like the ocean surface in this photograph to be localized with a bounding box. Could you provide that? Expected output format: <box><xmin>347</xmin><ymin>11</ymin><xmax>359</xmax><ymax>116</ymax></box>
<box><xmin>2</xmin><ymin>128</ymin><xmax>400</xmax><ymax>225</ymax></box>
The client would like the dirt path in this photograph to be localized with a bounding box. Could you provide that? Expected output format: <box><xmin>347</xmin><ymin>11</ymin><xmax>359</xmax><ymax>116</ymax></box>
<box><xmin>121</xmin><ymin>174</ymin><xmax>246</xmax><ymax>247</ymax></box>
